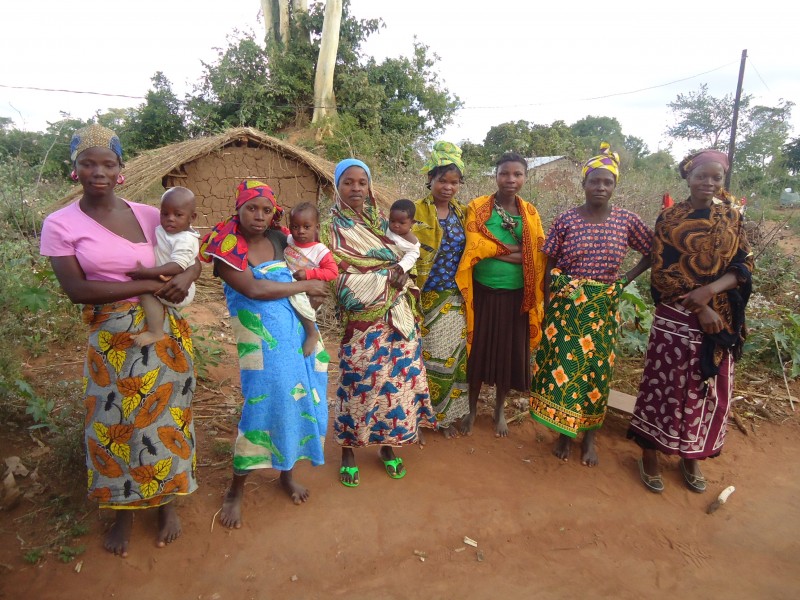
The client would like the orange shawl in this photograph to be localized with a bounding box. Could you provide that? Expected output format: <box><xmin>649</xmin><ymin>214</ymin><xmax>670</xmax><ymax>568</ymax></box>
<box><xmin>455</xmin><ymin>194</ymin><xmax>547</xmax><ymax>355</ymax></box>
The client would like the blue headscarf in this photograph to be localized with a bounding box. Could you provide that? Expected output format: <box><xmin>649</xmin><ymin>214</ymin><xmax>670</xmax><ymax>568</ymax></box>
<box><xmin>334</xmin><ymin>158</ymin><xmax>371</xmax><ymax>189</ymax></box>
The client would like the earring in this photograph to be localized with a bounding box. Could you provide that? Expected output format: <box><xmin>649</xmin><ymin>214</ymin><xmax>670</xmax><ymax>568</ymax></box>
<box><xmin>116</xmin><ymin>174</ymin><xmax>126</xmax><ymax>185</ymax></box>
<box><xmin>425</xmin><ymin>182</ymin><xmax>432</xmax><ymax>190</ymax></box>
<box><xmin>70</xmin><ymin>170</ymin><xmax>78</xmax><ymax>181</ymax></box>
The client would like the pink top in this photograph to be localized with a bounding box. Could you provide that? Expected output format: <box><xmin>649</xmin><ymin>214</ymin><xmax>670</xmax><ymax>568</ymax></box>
<box><xmin>40</xmin><ymin>200</ymin><xmax>159</xmax><ymax>300</ymax></box>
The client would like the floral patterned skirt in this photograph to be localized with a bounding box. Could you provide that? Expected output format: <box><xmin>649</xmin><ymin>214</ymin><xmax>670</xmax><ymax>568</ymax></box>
<box><xmin>420</xmin><ymin>289</ymin><xmax>469</xmax><ymax>428</ymax></box>
<box><xmin>530</xmin><ymin>272</ymin><xmax>623</xmax><ymax>437</ymax></box>
<box><xmin>82</xmin><ymin>301</ymin><xmax>197</xmax><ymax>510</ymax></box>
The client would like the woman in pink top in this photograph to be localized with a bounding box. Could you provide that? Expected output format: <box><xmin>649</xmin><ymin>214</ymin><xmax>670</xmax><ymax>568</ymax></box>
<box><xmin>40</xmin><ymin>125</ymin><xmax>200</xmax><ymax>558</ymax></box>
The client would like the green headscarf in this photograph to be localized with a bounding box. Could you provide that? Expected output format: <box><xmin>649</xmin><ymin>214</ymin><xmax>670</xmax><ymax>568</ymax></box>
<box><xmin>421</xmin><ymin>141</ymin><xmax>465</xmax><ymax>176</ymax></box>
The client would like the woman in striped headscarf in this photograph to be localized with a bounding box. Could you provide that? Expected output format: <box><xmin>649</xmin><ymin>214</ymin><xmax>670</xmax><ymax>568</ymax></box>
<box><xmin>413</xmin><ymin>142</ymin><xmax>470</xmax><ymax>438</ymax></box>
<box><xmin>529</xmin><ymin>143</ymin><xmax>653</xmax><ymax>467</ymax></box>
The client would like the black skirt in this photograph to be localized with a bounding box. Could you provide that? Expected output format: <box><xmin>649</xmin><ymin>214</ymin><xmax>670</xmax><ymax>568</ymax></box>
<box><xmin>467</xmin><ymin>280</ymin><xmax>530</xmax><ymax>392</ymax></box>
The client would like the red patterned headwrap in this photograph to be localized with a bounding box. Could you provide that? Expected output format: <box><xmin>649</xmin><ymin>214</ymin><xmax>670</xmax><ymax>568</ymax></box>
<box><xmin>200</xmin><ymin>180</ymin><xmax>287</xmax><ymax>271</ymax></box>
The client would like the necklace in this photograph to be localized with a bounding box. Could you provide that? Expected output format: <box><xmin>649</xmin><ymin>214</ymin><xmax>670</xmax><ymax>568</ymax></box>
<box><xmin>493</xmin><ymin>196</ymin><xmax>522</xmax><ymax>244</ymax></box>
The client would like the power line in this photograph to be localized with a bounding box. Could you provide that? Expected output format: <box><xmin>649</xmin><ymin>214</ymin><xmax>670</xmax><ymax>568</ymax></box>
<box><xmin>0</xmin><ymin>83</ymin><xmax>145</xmax><ymax>100</ymax></box>
<box><xmin>0</xmin><ymin>60</ymin><xmax>750</xmax><ymax>114</ymax></box>
<box><xmin>747</xmin><ymin>60</ymin><xmax>772</xmax><ymax>93</ymax></box>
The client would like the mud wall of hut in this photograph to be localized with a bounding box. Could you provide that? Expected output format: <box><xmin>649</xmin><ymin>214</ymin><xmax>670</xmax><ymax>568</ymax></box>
<box><xmin>163</xmin><ymin>145</ymin><xmax>323</xmax><ymax>230</ymax></box>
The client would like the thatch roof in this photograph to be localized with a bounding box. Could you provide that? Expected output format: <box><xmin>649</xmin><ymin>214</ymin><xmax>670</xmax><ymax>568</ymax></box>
<box><xmin>58</xmin><ymin>127</ymin><xmax>396</xmax><ymax>210</ymax></box>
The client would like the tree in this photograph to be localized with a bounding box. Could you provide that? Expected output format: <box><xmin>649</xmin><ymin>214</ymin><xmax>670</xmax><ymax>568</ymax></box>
<box><xmin>529</xmin><ymin>121</ymin><xmax>579</xmax><ymax>158</ymax></box>
<box><xmin>311</xmin><ymin>0</ymin><xmax>342</xmax><ymax>125</ymax></box>
<box><xmin>623</xmin><ymin>135</ymin><xmax>649</xmax><ymax>160</ymax></box>
<box><xmin>784</xmin><ymin>137</ymin><xmax>800</xmax><ymax>176</ymax></box>
<box><xmin>737</xmin><ymin>100</ymin><xmax>794</xmax><ymax>169</ymax></box>
<box><xmin>186</xmin><ymin>32</ymin><xmax>276</xmax><ymax>134</ymax></box>
<box><xmin>125</xmin><ymin>73</ymin><xmax>187</xmax><ymax>153</ymax></box>
<box><xmin>570</xmin><ymin>115</ymin><xmax>625</xmax><ymax>156</ymax></box>
<box><xmin>666</xmin><ymin>83</ymin><xmax>751</xmax><ymax>149</ymax></box>
<box><xmin>483</xmin><ymin>120</ymin><xmax>533</xmax><ymax>159</ymax></box>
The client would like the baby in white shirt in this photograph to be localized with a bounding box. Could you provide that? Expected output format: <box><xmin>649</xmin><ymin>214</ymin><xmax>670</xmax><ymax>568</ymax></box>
<box><xmin>386</xmin><ymin>198</ymin><xmax>420</xmax><ymax>276</ymax></box>
<box><xmin>127</xmin><ymin>186</ymin><xmax>199</xmax><ymax>346</ymax></box>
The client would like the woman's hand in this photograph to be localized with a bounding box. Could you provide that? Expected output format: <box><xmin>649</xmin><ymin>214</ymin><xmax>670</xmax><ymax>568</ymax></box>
<box><xmin>494</xmin><ymin>251</ymin><xmax>522</xmax><ymax>264</ymax></box>
<box><xmin>680</xmin><ymin>285</ymin><xmax>714</xmax><ymax>312</ymax></box>
<box><xmin>697</xmin><ymin>305</ymin><xmax>724</xmax><ymax>334</ymax></box>
<box><xmin>309</xmin><ymin>295</ymin><xmax>324</xmax><ymax>310</ymax></box>
<box><xmin>389</xmin><ymin>270</ymin><xmax>409</xmax><ymax>289</ymax></box>
<box><xmin>156</xmin><ymin>261</ymin><xmax>200</xmax><ymax>304</ymax></box>
<box><xmin>126</xmin><ymin>261</ymin><xmax>148</xmax><ymax>280</ymax></box>
<box><xmin>302</xmin><ymin>280</ymin><xmax>330</xmax><ymax>297</ymax></box>
<box><xmin>505</xmin><ymin>244</ymin><xmax>521</xmax><ymax>253</ymax></box>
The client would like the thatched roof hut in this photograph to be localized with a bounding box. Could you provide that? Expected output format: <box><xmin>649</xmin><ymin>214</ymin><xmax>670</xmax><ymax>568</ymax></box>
<box><xmin>59</xmin><ymin>127</ymin><xmax>396</xmax><ymax>230</ymax></box>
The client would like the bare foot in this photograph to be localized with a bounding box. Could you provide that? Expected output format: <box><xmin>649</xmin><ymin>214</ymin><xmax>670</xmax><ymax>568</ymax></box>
<box><xmin>417</xmin><ymin>428</ymin><xmax>426</xmax><ymax>447</ymax></box>
<box><xmin>459</xmin><ymin>411</ymin><xmax>476</xmax><ymax>436</ymax></box>
<box><xmin>553</xmin><ymin>434</ymin><xmax>572</xmax><ymax>461</ymax></box>
<box><xmin>581</xmin><ymin>430</ymin><xmax>599</xmax><ymax>467</ymax></box>
<box><xmin>494</xmin><ymin>404</ymin><xmax>509</xmax><ymax>438</ymax></box>
<box><xmin>104</xmin><ymin>511</ymin><xmax>133</xmax><ymax>557</ymax></box>
<box><xmin>302</xmin><ymin>328</ymin><xmax>319</xmax><ymax>357</ymax></box>
<box><xmin>280</xmin><ymin>470</ymin><xmax>309</xmax><ymax>505</ymax></box>
<box><xmin>156</xmin><ymin>502</ymin><xmax>182</xmax><ymax>547</ymax></box>
<box><xmin>132</xmin><ymin>330</ymin><xmax>164</xmax><ymax>347</ymax></box>
<box><xmin>441</xmin><ymin>424</ymin><xmax>458</xmax><ymax>439</ymax></box>
<box><xmin>220</xmin><ymin>486</ymin><xmax>244</xmax><ymax>529</ymax></box>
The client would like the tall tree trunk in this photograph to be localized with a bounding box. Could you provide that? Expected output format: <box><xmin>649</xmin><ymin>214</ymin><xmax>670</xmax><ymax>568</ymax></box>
<box><xmin>278</xmin><ymin>0</ymin><xmax>290</xmax><ymax>45</ymax></box>
<box><xmin>261</xmin><ymin>0</ymin><xmax>276</xmax><ymax>42</ymax></box>
<box><xmin>261</xmin><ymin>0</ymin><xmax>292</xmax><ymax>45</ymax></box>
<box><xmin>312</xmin><ymin>0</ymin><xmax>342</xmax><ymax>126</ymax></box>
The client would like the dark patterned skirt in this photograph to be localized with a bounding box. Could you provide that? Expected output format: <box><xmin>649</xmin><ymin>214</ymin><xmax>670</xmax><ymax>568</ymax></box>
<box><xmin>627</xmin><ymin>303</ymin><xmax>733</xmax><ymax>458</ymax></box>
<box><xmin>467</xmin><ymin>281</ymin><xmax>530</xmax><ymax>392</ymax></box>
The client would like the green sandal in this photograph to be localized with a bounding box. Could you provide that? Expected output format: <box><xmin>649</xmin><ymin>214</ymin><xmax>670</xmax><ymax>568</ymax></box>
<box><xmin>382</xmin><ymin>457</ymin><xmax>406</xmax><ymax>479</ymax></box>
<box><xmin>339</xmin><ymin>465</ymin><xmax>359</xmax><ymax>487</ymax></box>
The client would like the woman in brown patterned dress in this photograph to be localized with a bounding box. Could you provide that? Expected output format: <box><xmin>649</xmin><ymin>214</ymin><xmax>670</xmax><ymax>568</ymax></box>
<box><xmin>628</xmin><ymin>149</ymin><xmax>753</xmax><ymax>494</ymax></box>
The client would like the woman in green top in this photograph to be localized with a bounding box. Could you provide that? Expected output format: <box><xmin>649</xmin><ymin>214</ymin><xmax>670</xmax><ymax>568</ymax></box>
<box><xmin>455</xmin><ymin>152</ymin><xmax>547</xmax><ymax>437</ymax></box>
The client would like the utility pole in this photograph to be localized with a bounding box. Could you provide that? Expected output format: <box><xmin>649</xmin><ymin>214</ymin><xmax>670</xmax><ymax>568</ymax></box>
<box><xmin>726</xmin><ymin>49</ymin><xmax>747</xmax><ymax>190</ymax></box>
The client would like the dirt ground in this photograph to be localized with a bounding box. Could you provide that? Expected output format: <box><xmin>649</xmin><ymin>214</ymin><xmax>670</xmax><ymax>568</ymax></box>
<box><xmin>2</xmin><ymin>299</ymin><xmax>800</xmax><ymax>600</ymax></box>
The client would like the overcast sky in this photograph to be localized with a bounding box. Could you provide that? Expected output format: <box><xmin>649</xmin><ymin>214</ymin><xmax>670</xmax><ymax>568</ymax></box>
<box><xmin>1</xmin><ymin>1</ymin><xmax>798</xmax><ymax>159</ymax></box>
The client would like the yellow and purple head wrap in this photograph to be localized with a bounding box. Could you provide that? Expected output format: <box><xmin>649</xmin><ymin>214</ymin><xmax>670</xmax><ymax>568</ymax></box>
<box><xmin>421</xmin><ymin>141</ymin><xmax>465</xmax><ymax>176</ymax></box>
<box><xmin>582</xmin><ymin>142</ymin><xmax>620</xmax><ymax>181</ymax></box>
<box><xmin>678</xmin><ymin>149</ymin><xmax>729</xmax><ymax>179</ymax></box>
<box><xmin>69</xmin><ymin>124</ymin><xmax>123</xmax><ymax>164</ymax></box>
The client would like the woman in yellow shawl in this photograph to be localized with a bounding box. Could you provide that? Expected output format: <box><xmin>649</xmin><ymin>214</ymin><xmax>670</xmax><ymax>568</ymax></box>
<box><xmin>455</xmin><ymin>152</ymin><xmax>547</xmax><ymax>437</ymax></box>
<box><xmin>413</xmin><ymin>142</ymin><xmax>470</xmax><ymax>438</ymax></box>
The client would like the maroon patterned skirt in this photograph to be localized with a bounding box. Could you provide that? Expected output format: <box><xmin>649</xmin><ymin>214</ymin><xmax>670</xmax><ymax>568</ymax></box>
<box><xmin>627</xmin><ymin>303</ymin><xmax>733</xmax><ymax>459</ymax></box>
